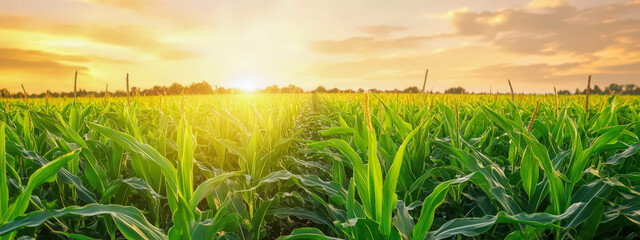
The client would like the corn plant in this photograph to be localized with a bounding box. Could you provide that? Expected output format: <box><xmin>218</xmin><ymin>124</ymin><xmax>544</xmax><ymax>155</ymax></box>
<box><xmin>0</xmin><ymin>93</ymin><xmax>638</xmax><ymax>240</ymax></box>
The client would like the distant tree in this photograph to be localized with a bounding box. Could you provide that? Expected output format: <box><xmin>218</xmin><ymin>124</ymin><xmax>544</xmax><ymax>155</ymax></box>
<box><xmin>0</xmin><ymin>89</ymin><xmax>9</xmax><ymax>98</ymax></box>
<box><xmin>606</xmin><ymin>83</ymin><xmax>623</xmax><ymax>95</ymax></box>
<box><xmin>402</xmin><ymin>86</ymin><xmax>420</xmax><ymax>93</ymax></box>
<box><xmin>313</xmin><ymin>86</ymin><xmax>327</xmax><ymax>93</ymax></box>
<box><xmin>623</xmin><ymin>84</ymin><xmax>636</xmax><ymax>95</ymax></box>
<box><xmin>215</xmin><ymin>87</ymin><xmax>232</xmax><ymax>94</ymax></box>
<box><xmin>13</xmin><ymin>80</ymin><xmax>640</xmax><ymax>97</ymax></box>
<box><xmin>168</xmin><ymin>83</ymin><xmax>184</xmax><ymax>95</ymax></box>
<box><xmin>130</xmin><ymin>87</ymin><xmax>140</xmax><ymax>96</ymax></box>
<box><xmin>444</xmin><ymin>86</ymin><xmax>466</xmax><ymax>94</ymax></box>
<box><xmin>114</xmin><ymin>90</ymin><xmax>126</xmax><ymax>97</ymax></box>
<box><xmin>592</xmin><ymin>85</ymin><xmax>602</xmax><ymax>95</ymax></box>
<box><xmin>281</xmin><ymin>84</ymin><xmax>304</xmax><ymax>93</ymax></box>
<box><xmin>558</xmin><ymin>90</ymin><xmax>571</xmax><ymax>95</ymax></box>
<box><xmin>265</xmin><ymin>85</ymin><xmax>280</xmax><ymax>93</ymax></box>
<box><xmin>186</xmin><ymin>81</ymin><xmax>214</xmax><ymax>94</ymax></box>
<box><xmin>154</xmin><ymin>85</ymin><xmax>167</xmax><ymax>95</ymax></box>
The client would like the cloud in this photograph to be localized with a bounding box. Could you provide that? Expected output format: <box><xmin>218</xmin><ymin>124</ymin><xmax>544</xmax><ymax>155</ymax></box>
<box><xmin>0</xmin><ymin>48</ymin><xmax>89</xmax><ymax>63</ymax></box>
<box><xmin>0</xmin><ymin>14</ymin><xmax>197</xmax><ymax>61</ymax></box>
<box><xmin>468</xmin><ymin>62</ymin><xmax>581</xmax><ymax>82</ymax></box>
<box><xmin>447</xmin><ymin>1</ymin><xmax>640</xmax><ymax>56</ymax></box>
<box><xmin>358</xmin><ymin>25</ymin><xmax>407</xmax><ymax>36</ymax></box>
<box><xmin>83</xmin><ymin>0</ymin><xmax>154</xmax><ymax>11</ymax></box>
<box><xmin>305</xmin><ymin>42</ymin><xmax>638</xmax><ymax>92</ymax></box>
<box><xmin>311</xmin><ymin>36</ymin><xmax>425</xmax><ymax>54</ymax></box>
<box><xmin>311</xmin><ymin>34</ymin><xmax>452</xmax><ymax>54</ymax></box>
<box><xmin>306</xmin><ymin>46</ymin><xmax>515</xmax><ymax>80</ymax></box>
<box><xmin>527</xmin><ymin>0</ymin><xmax>567</xmax><ymax>9</ymax></box>
<box><xmin>304</xmin><ymin>1</ymin><xmax>640</xmax><ymax>92</ymax></box>
<box><xmin>0</xmin><ymin>48</ymin><xmax>98</xmax><ymax>92</ymax></box>
<box><xmin>156</xmin><ymin>49</ymin><xmax>199</xmax><ymax>61</ymax></box>
<box><xmin>76</xmin><ymin>0</ymin><xmax>205</xmax><ymax>29</ymax></box>
<box><xmin>0</xmin><ymin>48</ymin><xmax>91</xmax><ymax>72</ymax></box>
<box><xmin>599</xmin><ymin>61</ymin><xmax>640</xmax><ymax>74</ymax></box>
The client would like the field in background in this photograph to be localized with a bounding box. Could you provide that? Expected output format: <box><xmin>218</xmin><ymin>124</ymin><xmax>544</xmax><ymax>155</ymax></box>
<box><xmin>0</xmin><ymin>93</ymin><xmax>639</xmax><ymax>239</ymax></box>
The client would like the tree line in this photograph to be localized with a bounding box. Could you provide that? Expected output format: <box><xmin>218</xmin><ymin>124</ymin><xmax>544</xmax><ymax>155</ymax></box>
<box><xmin>1</xmin><ymin>82</ymin><xmax>639</xmax><ymax>98</ymax></box>
<box><xmin>308</xmin><ymin>83</ymin><xmax>640</xmax><ymax>95</ymax></box>
<box><xmin>0</xmin><ymin>81</ymin><xmax>218</xmax><ymax>99</ymax></box>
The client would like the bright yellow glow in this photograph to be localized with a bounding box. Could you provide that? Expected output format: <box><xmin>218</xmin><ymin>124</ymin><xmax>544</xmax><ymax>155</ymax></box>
<box><xmin>230</xmin><ymin>75</ymin><xmax>261</xmax><ymax>92</ymax></box>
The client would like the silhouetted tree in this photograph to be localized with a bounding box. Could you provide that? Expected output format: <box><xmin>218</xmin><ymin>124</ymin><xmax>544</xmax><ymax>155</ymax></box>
<box><xmin>185</xmin><ymin>81</ymin><xmax>214</xmax><ymax>94</ymax></box>
<box><xmin>444</xmin><ymin>86</ymin><xmax>466</xmax><ymax>94</ymax></box>
<box><xmin>168</xmin><ymin>83</ymin><xmax>184</xmax><ymax>95</ymax></box>
<box><xmin>0</xmin><ymin>89</ymin><xmax>9</xmax><ymax>98</ymax></box>
<box><xmin>280</xmin><ymin>85</ymin><xmax>303</xmax><ymax>93</ymax></box>
<box><xmin>7</xmin><ymin>81</ymin><xmax>640</xmax><ymax>97</ymax></box>
<box><xmin>264</xmin><ymin>85</ymin><xmax>280</xmax><ymax>93</ymax></box>
<box><xmin>402</xmin><ymin>86</ymin><xmax>420</xmax><ymax>93</ymax></box>
<box><xmin>313</xmin><ymin>86</ymin><xmax>328</xmax><ymax>93</ymax></box>
<box><xmin>592</xmin><ymin>85</ymin><xmax>602</xmax><ymax>95</ymax></box>
<box><xmin>607</xmin><ymin>83</ymin><xmax>623</xmax><ymax>94</ymax></box>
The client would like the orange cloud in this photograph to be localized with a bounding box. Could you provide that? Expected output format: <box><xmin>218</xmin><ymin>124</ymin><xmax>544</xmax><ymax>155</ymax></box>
<box><xmin>305</xmin><ymin>1</ymin><xmax>640</xmax><ymax>92</ymax></box>
<box><xmin>358</xmin><ymin>25</ymin><xmax>407</xmax><ymax>36</ymax></box>
<box><xmin>305</xmin><ymin>46</ymin><xmax>514</xmax><ymax>82</ymax></box>
<box><xmin>83</xmin><ymin>0</ymin><xmax>156</xmax><ymax>11</ymax></box>
<box><xmin>0</xmin><ymin>14</ymin><xmax>197</xmax><ymax>61</ymax></box>
<box><xmin>468</xmin><ymin>63</ymin><xmax>581</xmax><ymax>83</ymax></box>
<box><xmin>448</xmin><ymin>1</ymin><xmax>640</xmax><ymax>56</ymax></box>
<box><xmin>311</xmin><ymin>34</ymin><xmax>453</xmax><ymax>55</ymax></box>
<box><xmin>0</xmin><ymin>48</ymin><xmax>97</xmax><ymax>92</ymax></box>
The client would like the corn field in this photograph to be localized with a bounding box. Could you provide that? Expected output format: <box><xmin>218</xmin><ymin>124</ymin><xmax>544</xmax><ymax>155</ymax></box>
<box><xmin>0</xmin><ymin>93</ymin><xmax>639</xmax><ymax>239</ymax></box>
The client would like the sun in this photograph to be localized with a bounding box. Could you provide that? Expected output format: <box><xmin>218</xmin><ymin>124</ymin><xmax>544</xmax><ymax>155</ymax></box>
<box><xmin>231</xmin><ymin>75</ymin><xmax>262</xmax><ymax>92</ymax></box>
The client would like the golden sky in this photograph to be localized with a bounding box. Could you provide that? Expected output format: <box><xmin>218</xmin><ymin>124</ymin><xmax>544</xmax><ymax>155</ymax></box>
<box><xmin>1</xmin><ymin>0</ymin><xmax>639</xmax><ymax>93</ymax></box>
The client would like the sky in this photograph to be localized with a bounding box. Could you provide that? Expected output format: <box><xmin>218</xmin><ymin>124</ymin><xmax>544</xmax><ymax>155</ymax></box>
<box><xmin>0</xmin><ymin>0</ymin><xmax>639</xmax><ymax>93</ymax></box>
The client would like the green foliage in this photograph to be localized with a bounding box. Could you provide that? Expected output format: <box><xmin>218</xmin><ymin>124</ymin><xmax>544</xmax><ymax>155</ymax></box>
<box><xmin>0</xmin><ymin>93</ymin><xmax>639</xmax><ymax>240</ymax></box>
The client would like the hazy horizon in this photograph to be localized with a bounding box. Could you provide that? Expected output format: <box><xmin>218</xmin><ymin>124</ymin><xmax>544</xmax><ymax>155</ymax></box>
<box><xmin>1</xmin><ymin>0</ymin><xmax>639</xmax><ymax>94</ymax></box>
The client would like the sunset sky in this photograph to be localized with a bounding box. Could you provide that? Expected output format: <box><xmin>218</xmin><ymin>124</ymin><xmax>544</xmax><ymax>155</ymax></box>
<box><xmin>1</xmin><ymin>0</ymin><xmax>639</xmax><ymax>93</ymax></box>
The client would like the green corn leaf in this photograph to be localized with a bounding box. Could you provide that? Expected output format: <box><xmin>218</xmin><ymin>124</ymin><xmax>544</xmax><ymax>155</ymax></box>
<box><xmin>320</xmin><ymin>127</ymin><xmax>354</xmax><ymax>137</ymax></box>
<box><xmin>604</xmin><ymin>142</ymin><xmax>640</xmax><ymax>165</ymax></box>
<box><xmin>412</xmin><ymin>173</ymin><xmax>475</xmax><ymax>240</ymax></box>
<box><xmin>568</xmin><ymin>125</ymin><xmax>625</xmax><ymax>182</ymax></box>
<box><xmin>521</xmin><ymin>146</ymin><xmax>539</xmax><ymax>199</ymax></box>
<box><xmin>177</xmin><ymin>118</ymin><xmax>195</xmax><ymax>201</ymax></box>
<box><xmin>367</xmin><ymin>129</ymin><xmax>383</xmax><ymax>221</ymax></box>
<box><xmin>425</xmin><ymin>202</ymin><xmax>583</xmax><ymax>240</ymax></box>
<box><xmin>269</xmin><ymin>207</ymin><xmax>333</xmax><ymax>227</ymax></box>
<box><xmin>0</xmin><ymin>122</ymin><xmax>7</xmax><ymax>218</ymax></box>
<box><xmin>18</xmin><ymin>148</ymin><xmax>97</xmax><ymax>204</ymax></box>
<box><xmin>380</xmin><ymin>124</ymin><xmax>422</xmax><ymax>236</ymax></box>
<box><xmin>276</xmin><ymin>228</ymin><xmax>342</xmax><ymax>240</ymax></box>
<box><xmin>393</xmin><ymin>201</ymin><xmax>414</xmax><ymax>240</ymax></box>
<box><xmin>88</xmin><ymin>122</ymin><xmax>180</xmax><ymax>213</ymax></box>
<box><xmin>0</xmin><ymin>204</ymin><xmax>166</xmax><ymax>240</ymax></box>
<box><xmin>189</xmin><ymin>171</ymin><xmax>241</xmax><ymax>211</ymax></box>
<box><xmin>4</xmin><ymin>149</ymin><xmax>80</xmax><ymax>223</ymax></box>
<box><xmin>251</xmin><ymin>199</ymin><xmax>275</xmax><ymax>240</ymax></box>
